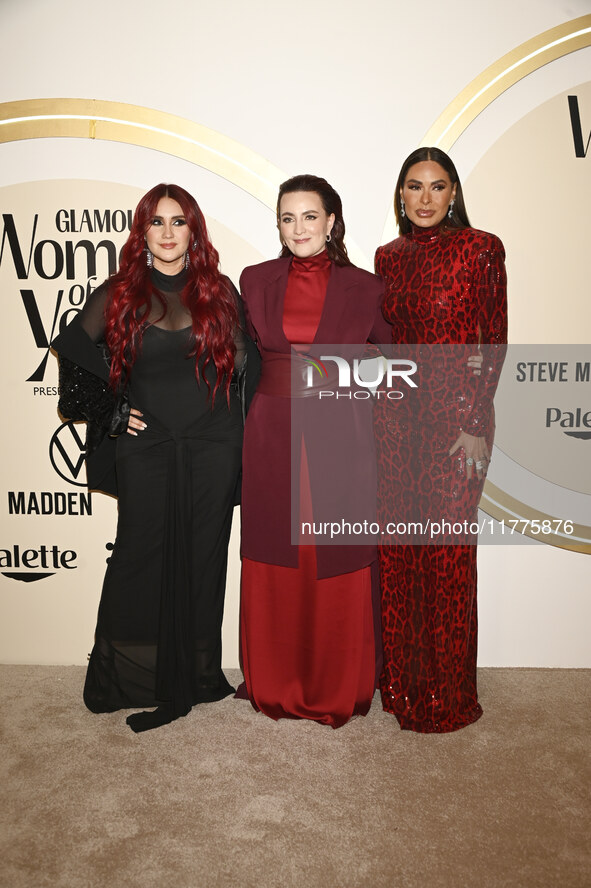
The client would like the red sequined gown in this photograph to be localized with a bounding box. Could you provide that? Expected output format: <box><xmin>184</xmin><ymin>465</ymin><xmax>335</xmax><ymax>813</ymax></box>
<box><xmin>374</xmin><ymin>224</ymin><xmax>507</xmax><ymax>732</ymax></box>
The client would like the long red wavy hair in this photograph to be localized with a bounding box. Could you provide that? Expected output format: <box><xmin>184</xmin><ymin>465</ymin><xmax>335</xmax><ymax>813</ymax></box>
<box><xmin>104</xmin><ymin>183</ymin><xmax>238</xmax><ymax>403</ymax></box>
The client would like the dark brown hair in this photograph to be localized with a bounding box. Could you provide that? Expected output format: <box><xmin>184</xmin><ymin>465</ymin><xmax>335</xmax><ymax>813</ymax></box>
<box><xmin>277</xmin><ymin>174</ymin><xmax>352</xmax><ymax>266</ymax></box>
<box><xmin>394</xmin><ymin>147</ymin><xmax>471</xmax><ymax>235</ymax></box>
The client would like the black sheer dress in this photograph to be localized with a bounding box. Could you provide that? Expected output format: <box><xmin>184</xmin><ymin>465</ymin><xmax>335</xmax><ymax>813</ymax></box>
<box><xmin>53</xmin><ymin>267</ymin><xmax>245</xmax><ymax>731</ymax></box>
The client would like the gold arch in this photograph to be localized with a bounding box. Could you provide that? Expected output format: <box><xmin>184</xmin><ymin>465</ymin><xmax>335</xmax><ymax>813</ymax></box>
<box><xmin>381</xmin><ymin>14</ymin><xmax>591</xmax><ymax>242</ymax></box>
<box><xmin>482</xmin><ymin>482</ymin><xmax>590</xmax><ymax>554</ymax></box>
<box><xmin>0</xmin><ymin>98</ymin><xmax>371</xmax><ymax>266</ymax></box>
<box><xmin>424</xmin><ymin>15</ymin><xmax>591</xmax><ymax>149</ymax></box>
<box><xmin>0</xmin><ymin>98</ymin><xmax>285</xmax><ymax>210</ymax></box>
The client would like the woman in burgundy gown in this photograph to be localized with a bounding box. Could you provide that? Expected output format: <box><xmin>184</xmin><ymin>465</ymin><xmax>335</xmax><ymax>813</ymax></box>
<box><xmin>374</xmin><ymin>148</ymin><xmax>507</xmax><ymax>732</ymax></box>
<box><xmin>239</xmin><ymin>175</ymin><xmax>391</xmax><ymax>728</ymax></box>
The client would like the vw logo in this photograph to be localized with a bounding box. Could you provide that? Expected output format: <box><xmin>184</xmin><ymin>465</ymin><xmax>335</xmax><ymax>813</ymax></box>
<box><xmin>49</xmin><ymin>421</ymin><xmax>87</xmax><ymax>486</ymax></box>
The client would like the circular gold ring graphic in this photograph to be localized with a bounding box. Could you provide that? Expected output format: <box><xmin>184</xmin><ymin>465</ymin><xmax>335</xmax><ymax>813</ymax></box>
<box><xmin>0</xmin><ymin>98</ymin><xmax>369</xmax><ymax>266</ymax></box>
<box><xmin>0</xmin><ymin>98</ymin><xmax>285</xmax><ymax>210</ymax></box>
<box><xmin>381</xmin><ymin>14</ymin><xmax>591</xmax><ymax>242</ymax></box>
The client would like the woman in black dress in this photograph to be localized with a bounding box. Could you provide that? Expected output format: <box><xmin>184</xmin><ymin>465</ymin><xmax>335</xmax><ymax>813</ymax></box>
<box><xmin>53</xmin><ymin>184</ymin><xmax>248</xmax><ymax>732</ymax></box>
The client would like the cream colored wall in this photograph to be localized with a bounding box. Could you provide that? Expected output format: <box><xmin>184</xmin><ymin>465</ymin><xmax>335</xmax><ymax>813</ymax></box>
<box><xmin>0</xmin><ymin>0</ymin><xmax>589</xmax><ymax>667</ymax></box>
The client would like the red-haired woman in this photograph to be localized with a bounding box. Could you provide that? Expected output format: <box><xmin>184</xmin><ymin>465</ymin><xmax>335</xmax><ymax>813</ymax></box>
<box><xmin>374</xmin><ymin>148</ymin><xmax>507</xmax><ymax>732</ymax></box>
<box><xmin>53</xmin><ymin>184</ymin><xmax>253</xmax><ymax>732</ymax></box>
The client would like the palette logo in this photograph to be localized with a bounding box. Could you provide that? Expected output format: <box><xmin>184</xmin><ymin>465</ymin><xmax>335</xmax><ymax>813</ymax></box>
<box><xmin>303</xmin><ymin>354</ymin><xmax>418</xmax><ymax>400</ymax></box>
<box><xmin>0</xmin><ymin>544</ymin><xmax>78</xmax><ymax>583</ymax></box>
<box><xmin>545</xmin><ymin>408</ymin><xmax>591</xmax><ymax>441</ymax></box>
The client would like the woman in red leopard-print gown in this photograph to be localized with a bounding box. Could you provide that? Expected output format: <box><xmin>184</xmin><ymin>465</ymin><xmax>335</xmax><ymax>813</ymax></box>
<box><xmin>374</xmin><ymin>148</ymin><xmax>507</xmax><ymax>732</ymax></box>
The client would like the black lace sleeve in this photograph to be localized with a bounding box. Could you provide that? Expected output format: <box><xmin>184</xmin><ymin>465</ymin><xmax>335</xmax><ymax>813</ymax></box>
<box><xmin>52</xmin><ymin>279</ymin><xmax>130</xmax><ymax>437</ymax></box>
<box><xmin>52</xmin><ymin>281</ymin><xmax>112</xmax><ymax>381</ymax></box>
<box><xmin>223</xmin><ymin>276</ymin><xmax>247</xmax><ymax>374</ymax></box>
<box><xmin>76</xmin><ymin>280</ymin><xmax>110</xmax><ymax>342</ymax></box>
<box><xmin>57</xmin><ymin>352</ymin><xmax>114</xmax><ymax>424</ymax></box>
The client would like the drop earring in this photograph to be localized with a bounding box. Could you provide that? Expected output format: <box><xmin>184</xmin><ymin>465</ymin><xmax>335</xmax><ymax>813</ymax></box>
<box><xmin>145</xmin><ymin>248</ymin><xmax>153</xmax><ymax>268</ymax></box>
<box><xmin>185</xmin><ymin>242</ymin><xmax>197</xmax><ymax>269</ymax></box>
<box><xmin>448</xmin><ymin>199</ymin><xmax>455</xmax><ymax>219</ymax></box>
<box><xmin>400</xmin><ymin>200</ymin><xmax>406</xmax><ymax>218</ymax></box>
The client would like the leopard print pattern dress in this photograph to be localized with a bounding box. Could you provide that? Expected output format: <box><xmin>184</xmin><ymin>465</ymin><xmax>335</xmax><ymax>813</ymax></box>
<box><xmin>374</xmin><ymin>224</ymin><xmax>507</xmax><ymax>732</ymax></box>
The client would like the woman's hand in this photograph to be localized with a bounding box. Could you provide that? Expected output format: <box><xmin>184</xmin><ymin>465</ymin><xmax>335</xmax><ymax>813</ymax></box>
<box><xmin>468</xmin><ymin>350</ymin><xmax>483</xmax><ymax>376</ymax></box>
<box><xmin>449</xmin><ymin>431</ymin><xmax>490</xmax><ymax>480</ymax></box>
<box><xmin>126</xmin><ymin>407</ymin><xmax>146</xmax><ymax>436</ymax></box>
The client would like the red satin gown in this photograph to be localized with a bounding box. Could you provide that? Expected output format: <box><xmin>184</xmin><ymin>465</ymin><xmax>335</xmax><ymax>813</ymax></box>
<box><xmin>374</xmin><ymin>224</ymin><xmax>507</xmax><ymax>733</ymax></box>
<box><xmin>240</xmin><ymin>251</ymin><xmax>375</xmax><ymax>728</ymax></box>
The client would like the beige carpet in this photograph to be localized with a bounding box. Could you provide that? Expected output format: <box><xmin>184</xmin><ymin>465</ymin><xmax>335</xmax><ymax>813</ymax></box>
<box><xmin>0</xmin><ymin>666</ymin><xmax>588</xmax><ymax>888</ymax></box>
